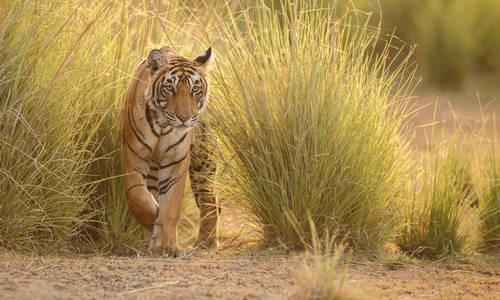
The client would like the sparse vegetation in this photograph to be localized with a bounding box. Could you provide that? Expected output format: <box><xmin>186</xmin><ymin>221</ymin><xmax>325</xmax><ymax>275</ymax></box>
<box><xmin>292</xmin><ymin>241</ymin><xmax>363</xmax><ymax>300</ymax></box>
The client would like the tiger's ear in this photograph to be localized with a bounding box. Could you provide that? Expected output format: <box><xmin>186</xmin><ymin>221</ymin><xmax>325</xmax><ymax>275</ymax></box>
<box><xmin>147</xmin><ymin>49</ymin><xmax>167</xmax><ymax>75</ymax></box>
<box><xmin>194</xmin><ymin>47</ymin><xmax>214</xmax><ymax>71</ymax></box>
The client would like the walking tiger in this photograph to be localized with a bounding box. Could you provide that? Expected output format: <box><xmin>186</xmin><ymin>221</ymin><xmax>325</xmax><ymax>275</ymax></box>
<box><xmin>121</xmin><ymin>46</ymin><xmax>218</xmax><ymax>257</ymax></box>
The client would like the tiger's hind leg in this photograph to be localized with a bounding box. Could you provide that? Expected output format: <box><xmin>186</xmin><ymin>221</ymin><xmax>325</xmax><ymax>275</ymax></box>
<box><xmin>190</xmin><ymin>121</ymin><xmax>219</xmax><ymax>249</ymax></box>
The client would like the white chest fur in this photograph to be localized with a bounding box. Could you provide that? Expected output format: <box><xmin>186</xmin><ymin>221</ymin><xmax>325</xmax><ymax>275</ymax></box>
<box><xmin>152</xmin><ymin>126</ymin><xmax>192</xmax><ymax>163</ymax></box>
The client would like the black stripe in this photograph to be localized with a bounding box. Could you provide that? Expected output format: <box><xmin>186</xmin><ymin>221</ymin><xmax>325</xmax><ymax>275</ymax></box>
<box><xmin>126</xmin><ymin>183</ymin><xmax>145</xmax><ymax>195</ymax></box>
<box><xmin>146</xmin><ymin>104</ymin><xmax>160</xmax><ymax>137</ymax></box>
<box><xmin>159</xmin><ymin>152</ymin><xmax>189</xmax><ymax>169</ymax></box>
<box><xmin>162</xmin><ymin>127</ymin><xmax>174</xmax><ymax>136</ymax></box>
<box><xmin>151</xmin><ymin>75</ymin><xmax>163</xmax><ymax>100</ymax></box>
<box><xmin>132</xmin><ymin>167</ymin><xmax>146</xmax><ymax>179</ymax></box>
<box><xmin>191</xmin><ymin>165</ymin><xmax>203</xmax><ymax>172</ymax></box>
<box><xmin>150</xmin><ymin>166</ymin><xmax>159</xmax><ymax>171</ymax></box>
<box><xmin>169</xmin><ymin>60</ymin><xmax>194</xmax><ymax>66</ymax></box>
<box><xmin>146</xmin><ymin>174</ymin><xmax>158</xmax><ymax>180</ymax></box>
<box><xmin>125</xmin><ymin>140</ymin><xmax>149</xmax><ymax>164</ymax></box>
<box><xmin>193</xmin><ymin>188</ymin><xmax>212</xmax><ymax>197</ymax></box>
<box><xmin>197</xmin><ymin>178</ymin><xmax>210</xmax><ymax>185</ymax></box>
<box><xmin>147</xmin><ymin>185</ymin><xmax>158</xmax><ymax>191</ymax></box>
<box><xmin>160</xmin><ymin>88</ymin><xmax>168</xmax><ymax>98</ymax></box>
<box><xmin>169</xmin><ymin>67</ymin><xmax>182</xmax><ymax>74</ymax></box>
<box><xmin>128</xmin><ymin>108</ymin><xmax>152</xmax><ymax>152</ymax></box>
<box><xmin>177</xmin><ymin>65</ymin><xmax>196</xmax><ymax>72</ymax></box>
<box><xmin>155</xmin><ymin>78</ymin><xmax>164</xmax><ymax>99</ymax></box>
<box><xmin>165</xmin><ymin>132</ymin><xmax>188</xmax><ymax>153</ymax></box>
<box><xmin>159</xmin><ymin>176</ymin><xmax>172</xmax><ymax>187</ymax></box>
<box><xmin>129</xmin><ymin>107</ymin><xmax>145</xmax><ymax>140</ymax></box>
<box><xmin>160</xmin><ymin>177</ymin><xmax>179</xmax><ymax>194</ymax></box>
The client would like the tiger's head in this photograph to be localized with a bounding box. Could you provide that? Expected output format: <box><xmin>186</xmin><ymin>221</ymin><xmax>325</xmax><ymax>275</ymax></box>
<box><xmin>144</xmin><ymin>46</ymin><xmax>214</xmax><ymax>128</ymax></box>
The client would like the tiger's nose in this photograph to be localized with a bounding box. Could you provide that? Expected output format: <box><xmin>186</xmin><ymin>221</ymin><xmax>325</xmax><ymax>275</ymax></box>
<box><xmin>176</xmin><ymin>114</ymin><xmax>190</xmax><ymax>122</ymax></box>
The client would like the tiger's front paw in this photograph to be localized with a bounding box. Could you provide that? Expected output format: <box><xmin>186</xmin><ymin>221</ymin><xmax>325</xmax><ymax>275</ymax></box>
<box><xmin>149</xmin><ymin>223</ymin><xmax>166</xmax><ymax>257</ymax></box>
<box><xmin>165</xmin><ymin>245</ymin><xmax>185</xmax><ymax>258</ymax></box>
<box><xmin>149</xmin><ymin>223</ymin><xmax>183</xmax><ymax>258</ymax></box>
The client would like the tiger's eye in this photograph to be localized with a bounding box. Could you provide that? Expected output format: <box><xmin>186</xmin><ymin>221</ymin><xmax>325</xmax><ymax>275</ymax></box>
<box><xmin>165</xmin><ymin>85</ymin><xmax>174</xmax><ymax>91</ymax></box>
<box><xmin>192</xmin><ymin>86</ymin><xmax>200</xmax><ymax>92</ymax></box>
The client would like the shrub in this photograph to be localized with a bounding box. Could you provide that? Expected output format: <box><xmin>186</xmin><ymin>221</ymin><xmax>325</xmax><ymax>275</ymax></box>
<box><xmin>0</xmin><ymin>0</ymin><xmax>102</xmax><ymax>252</ymax></box>
<box><xmin>209</xmin><ymin>1</ymin><xmax>415</xmax><ymax>251</ymax></box>
<box><xmin>0</xmin><ymin>0</ymin><xmax>210</xmax><ymax>253</ymax></box>
<box><xmin>474</xmin><ymin>0</ymin><xmax>500</xmax><ymax>71</ymax></box>
<box><xmin>478</xmin><ymin>147</ymin><xmax>500</xmax><ymax>249</ymax></box>
<box><xmin>397</xmin><ymin>134</ymin><xmax>478</xmax><ymax>258</ymax></box>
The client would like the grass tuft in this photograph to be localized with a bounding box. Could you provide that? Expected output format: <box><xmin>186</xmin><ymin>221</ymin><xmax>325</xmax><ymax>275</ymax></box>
<box><xmin>397</xmin><ymin>132</ymin><xmax>478</xmax><ymax>258</ymax></box>
<box><xmin>0</xmin><ymin>0</ymin><xmax>211</xmax><ymax>253</ymax></box>
<box><xmin>478</xmin><ymin>145</ymin><xmax>500</xmax><ymax>250</ymax></box>
<box><xmin>209</xmin><ymin>1</ymin><xmax>416</xmax><ymax>251</ymax></box>
<box><xmin>291</xmin><ymin>229</ymin><xmax>364</xmax><ymax>300</ymax></box>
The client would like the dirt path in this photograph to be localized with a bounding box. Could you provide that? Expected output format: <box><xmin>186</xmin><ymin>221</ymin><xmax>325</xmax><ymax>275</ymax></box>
<box><xmin>0</xmin><ymin>250</ymin><xmax>293</xmax><ymax>300</ymax></box>
<box><xmin>1</xmin><ymin>250</ymin><xmax>498</xmax><ymax>299</ymax></box>
<box><xmin>2</xmin><ymin>87</ymin><xmax>500</xmax><ymax>300</ymax></box>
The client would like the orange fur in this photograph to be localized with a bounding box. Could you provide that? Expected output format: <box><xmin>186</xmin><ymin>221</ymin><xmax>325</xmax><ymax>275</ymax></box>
<box><xmin>121</xmin><ymin>46</ymin><xmax>216</xmax><ymax>256</ymax></box>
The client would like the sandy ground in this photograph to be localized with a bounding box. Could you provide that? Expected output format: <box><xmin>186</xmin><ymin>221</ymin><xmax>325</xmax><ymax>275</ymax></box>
<box><xmin>0</xmin><ymin>250</ymin><xmax>498</xmax><ymax>299</ymax></box>
<box><xmin>410</xmin><ymin>84</ymin><xmax>500</xmax><ymax>150</ymax></box>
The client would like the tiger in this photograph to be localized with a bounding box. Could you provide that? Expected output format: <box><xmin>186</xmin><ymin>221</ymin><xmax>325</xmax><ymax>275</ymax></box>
<box><xmin>121</xmin><ymin>46</ymin><xmax>219</xmax><ymax>257</ymax></box>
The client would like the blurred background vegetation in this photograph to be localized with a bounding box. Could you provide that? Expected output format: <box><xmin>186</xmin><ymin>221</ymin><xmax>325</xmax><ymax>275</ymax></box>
<box><xmin>0</xmin><ymin>0</ymin><xmax>499</xmax><ymax>257</ymax></box>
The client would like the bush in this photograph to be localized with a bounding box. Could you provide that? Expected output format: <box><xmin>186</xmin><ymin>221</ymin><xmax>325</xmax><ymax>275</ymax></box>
<box><xmin>0</xmin><ymin>0</ymin><xmax>210</xmax><ymax>253</ymax></box>
<box><xmin>475</xmin><ymin>0</ymin><xmax>500</xmax><ymax>71</ymax></box>
<box><xmin>209</xmin><ymin>1</ymin><xmax>415</xmax><ymax>251</ymax></box>
<box><xmin>0</xmin><ymin>1</ymin><xmax>101</xmax><ymax>252</ymax></box>
<box><xmin>397</xmin><ymin>134</ymin><xmax>478</xmax><ymax>258</ymax></box>
<box><xmin>478</xmin><ymin>147</ymin><xmax>500</xmax><ymax>249</ymax></box>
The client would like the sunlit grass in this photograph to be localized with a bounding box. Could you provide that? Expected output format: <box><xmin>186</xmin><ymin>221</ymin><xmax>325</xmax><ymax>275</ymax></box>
<box><xmin>0</xmin><ymin>0</ymin><xmax>494</xmax><ymax>259</ymax></box>
<box><xmin>397</xmin><ymin>132</ymin><xmax>479</xmax><ymax>258</ymax></box>
<box><xmin>0</xmin><ymin>0</ymin><xmax>213</xmax><ymax>253</ymax></box>
<box><xmin>292</xmin><ymin>232</ymin><xmax>363</xmax><ymax>300</ymax></box>
<box><xmin>208</xmin><ymin>1</ymin><xmax>416</xmax><ymax>251</ymax></box>
<box><xmin>478</xmin><ymin>145</ymin><xmax>500</xmax><ymax>250</ymax></box>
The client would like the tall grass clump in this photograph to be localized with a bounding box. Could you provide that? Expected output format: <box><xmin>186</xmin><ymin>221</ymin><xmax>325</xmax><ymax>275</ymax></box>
<box><xmin>209</xmin><ymin>1</ymin><xmax>416</xmax><ymax>250</ymax></box>
<box><xmin>398</xmin><ymin>133</ymin><xmax>478</xmax><ymax>258</ymax></box>
<box><xmin>0</xmin><ymin>1</ymin><xmax>104</xmax><ymax>252</ymax></box>
<box><xmin>0</xmin><ymin>0</ymin><xmax>217</xmax><ymax>253</ymax></box>
<box><xmin>478</xmin><ymin>146</ymin><xmax>500</xmax><ymax>249</ymax></box>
